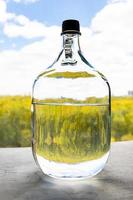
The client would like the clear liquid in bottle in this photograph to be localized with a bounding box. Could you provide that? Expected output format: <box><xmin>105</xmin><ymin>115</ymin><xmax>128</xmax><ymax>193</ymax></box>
<box><xmin>32</xmin><ymin>102</ymin><xmax>110</xmax><ymax>179</ymax></box>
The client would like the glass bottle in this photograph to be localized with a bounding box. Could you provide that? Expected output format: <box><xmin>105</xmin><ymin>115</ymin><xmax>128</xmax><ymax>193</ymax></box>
<box><xmin>31</xmin><ymin>19</ymin><xmax>111</xmax><ymax>180</ymax></box>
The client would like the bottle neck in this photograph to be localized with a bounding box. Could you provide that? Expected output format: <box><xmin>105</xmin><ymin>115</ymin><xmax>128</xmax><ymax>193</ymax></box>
<box><xmin>62</xmin><ymin>34</ymin><xmax>81</xmax><ymax>64</ymax></box>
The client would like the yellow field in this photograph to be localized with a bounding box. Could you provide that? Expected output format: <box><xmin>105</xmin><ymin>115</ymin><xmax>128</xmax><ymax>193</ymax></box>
<box><xmin>0</xmin><ymin>95</ymin><xmax>133</xmax><ymax>147</ymax></box>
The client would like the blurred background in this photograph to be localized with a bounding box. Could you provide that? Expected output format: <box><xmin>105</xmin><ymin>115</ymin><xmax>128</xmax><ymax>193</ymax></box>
<box><xmin>0</xmin><ymin>0</ymin><xmax>133</xmax><ymax>147</ymax></box>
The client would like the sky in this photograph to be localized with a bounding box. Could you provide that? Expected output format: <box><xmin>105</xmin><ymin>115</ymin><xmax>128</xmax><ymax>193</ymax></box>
<box><xmin>0</xmin><ymin>0</ymin><xmax>133</xmax><ymax>96</ymax></box>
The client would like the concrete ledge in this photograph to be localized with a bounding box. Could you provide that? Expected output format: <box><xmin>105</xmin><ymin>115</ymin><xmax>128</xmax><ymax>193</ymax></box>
<box><xmin>0</xmin><ymin>141</ymin><xmax>133</xmax><ymax>200</ymax></box>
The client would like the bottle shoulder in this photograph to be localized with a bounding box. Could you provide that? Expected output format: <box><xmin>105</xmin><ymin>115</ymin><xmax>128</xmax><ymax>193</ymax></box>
<box><xmin>35</xmin><ymin>50</ymin><xmax>109</xmax><ymax>84</ymax></box>
<box><xmin>32</xmin><ymin>56</ymin><xmax>111</xmax><ymax>104</ymax></box>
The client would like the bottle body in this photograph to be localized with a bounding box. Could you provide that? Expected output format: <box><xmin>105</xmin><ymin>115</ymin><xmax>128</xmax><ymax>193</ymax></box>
<box><xmin>31</xmin><ymin>33</ymin><xmax>111</xmax><ymax>179</ymax></box>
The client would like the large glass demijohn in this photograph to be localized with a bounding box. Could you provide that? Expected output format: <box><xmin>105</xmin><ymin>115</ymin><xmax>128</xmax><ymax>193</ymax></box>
<box><xmin>31</xmin><ymin>19</ymin><xmax>111</xmax><ymax>179</ymax></box>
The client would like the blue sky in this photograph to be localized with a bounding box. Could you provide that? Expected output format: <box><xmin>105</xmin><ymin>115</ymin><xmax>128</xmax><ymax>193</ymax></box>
<box><xmin>0</xmin><ymin>0</ymin><xmax>133</xmax><ymax>95</ymax></box>
<box><xmin>1</xmin><ymin>0</ymin><xmax>108</xmax><ymax>50</ymax></box>
<box><xmin>7</xmin><ymin>0</ymin><xmax>107</xmax><ymax>26</ymax></box>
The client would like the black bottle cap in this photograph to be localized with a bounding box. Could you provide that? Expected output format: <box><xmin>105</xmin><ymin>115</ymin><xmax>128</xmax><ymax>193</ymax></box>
<box><xmin>61</xmin><ymin>19</ymin><xmax>81</xmax><ymax>35</ymax></box>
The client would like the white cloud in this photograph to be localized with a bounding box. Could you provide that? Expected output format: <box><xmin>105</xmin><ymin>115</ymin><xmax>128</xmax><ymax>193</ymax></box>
<box><xmin>0</xmin><ymin>1</ymin><xmax>57</xmax><ymax>39</ymax></box>
<box><xmin>4</xmin><ymin>20</ymin><xmax>47</xmax><ymax>39</ymax></box>
<box><xmin>0</xmin><ymin>0</ymin><xmax>16</xmax><ymax>23</ymax></box>
<box><xmin>0</xmin><ymin>0</ymin><xmax>47</xmax><ymax>39</ymax></box>
<box><xmin>0</xmin><ymin>29</ymin><xmax>61</xmax><ymax>95</ymax></box>
<box><xmin>11</xmin><ymin>0</ymin><xmax>39</xmax><ymax>4</ymax></box>
<box><xmin>0</xmin><ymin>0</ymin><xmax>8</xmax><ymax>23</ymax></box>
<box><xmin>108</xmin><ymin>0</ymin><xmax>128</xmax><ymax>3</ymax></box>
<box><xmin>80</xmin><ymin>0</ymin><xmax>133</xmax><ymax>95</ymax></box>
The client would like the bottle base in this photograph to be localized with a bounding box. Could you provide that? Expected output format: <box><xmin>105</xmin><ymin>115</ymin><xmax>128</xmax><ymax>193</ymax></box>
<box><xmin>36</xmin><ymin>151</ymin><xmax>109</xmax><ymax>180</ymax></box>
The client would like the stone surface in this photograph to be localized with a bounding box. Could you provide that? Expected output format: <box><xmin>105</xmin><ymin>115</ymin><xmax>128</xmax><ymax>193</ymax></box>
<box><xmin>0</xmin><ymin>141</ymin><xmax>133</xmax><ymax>200</ymax></box>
